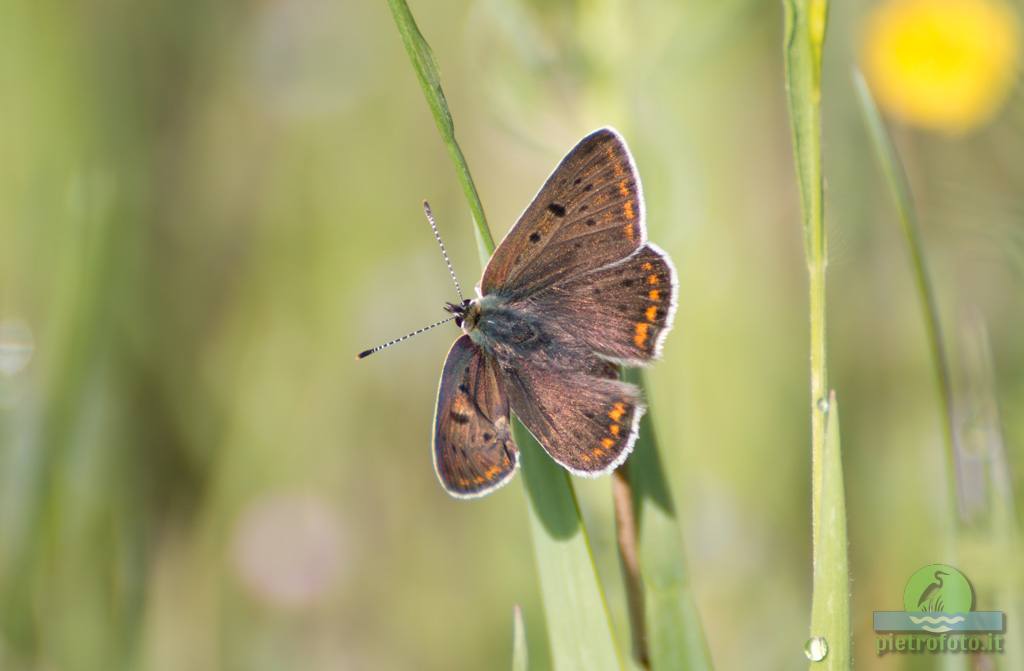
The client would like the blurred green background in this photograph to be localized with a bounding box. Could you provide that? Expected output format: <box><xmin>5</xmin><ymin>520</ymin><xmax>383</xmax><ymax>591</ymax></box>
<box><xmin>1</xmin><ymin>0</ymin><xmax>1022</xmax><ymax>669</ymax></box>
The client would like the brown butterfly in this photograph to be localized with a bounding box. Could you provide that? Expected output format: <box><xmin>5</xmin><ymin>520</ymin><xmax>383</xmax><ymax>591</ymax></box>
<box><xmin>360</xmin><ymin>128</ymin><xmax>677</xmax><ymax>498</ymax></box>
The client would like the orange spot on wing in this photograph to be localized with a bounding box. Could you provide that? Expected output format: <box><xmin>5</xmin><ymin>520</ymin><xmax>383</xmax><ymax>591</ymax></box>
<box><xmin>634</xmin><ymin>322</ymin><xmax>650</xmax><ymax>347</ymax></box>
<box><xmin>608</xmin><ymin>146</ymin><xmax>624</xmax><ymax>176</ymax></box>
<box><xmin>642</xmin><ymin>262</ymin><xmax>653</xmax><ymax>271</ymax></box>
<box><xmin>619</xmin><ymin>179</ymin><xmax>629</xmax><ymax>197</ymax></box>
<box><xmin>647</xmin><ymin>274</ymin><xmax>659</xmax><ymax>285</ymax></box>
<box><xmin>646</xmin><ymin>306</ymin><xmax>658</xmax><ymax>322</ymax></box>
<box><xmin>648</xmin><ymin>289</ymin><xmax>660</xmax><ymax>301</ymax></box>
<box><xmin>610</xmin><ymin>424</ymin><xmax>620</xmax><ymax>436</ymax></box>
<box><xmin>601</xmin><ymin>437</ymin><xmax>615</xmax><ymax>449</ymax></box>
<box><xmin>624</xmin><ymin>223</ymin><xmax>635</xmax><ymax>242</ymax></box>
<box><xmin>608</xmin><ymin>402</ymin><xmax>626</xmax><ymax>422</ymax></box>
<box><xmin>624</xmin><ymin>200</ymin><xmax>635</xmax><ymax>220</ymax></box>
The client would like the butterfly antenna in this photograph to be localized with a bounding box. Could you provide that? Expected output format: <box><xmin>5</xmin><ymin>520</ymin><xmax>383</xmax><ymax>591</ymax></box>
<box><xmin>423</xmin><ymin>200</ymin><xmax>465</xmax><ymax>303</ymax></box>
<box><xmin>356</xmin><ymin>316</ymin><xmax>455</xmax><ymax>360</ymax></box>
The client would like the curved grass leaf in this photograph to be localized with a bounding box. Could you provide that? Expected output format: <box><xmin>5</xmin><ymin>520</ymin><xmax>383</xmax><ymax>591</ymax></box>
<box><xmin>386</xmin><ymin>2</ymin><xmax>623</xmax><ymax>668</ymax></box>
<box><xmin>625</xmin><ymin>370</ymin><xmax>713</xmax><ymax>671</ymax></box>
<box><xmin>852</xmin><ymin>70</ymin><xmax>960</xmax><ymax>517</ymax></box>
<box><xmin>516</xmin><ymin>423</ymin><xmax>623</xmax><ymax>670</ymax></box>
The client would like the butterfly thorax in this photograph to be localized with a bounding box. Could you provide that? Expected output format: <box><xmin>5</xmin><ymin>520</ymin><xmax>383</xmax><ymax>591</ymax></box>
<box><xmin>445</xmin><ymin>296</ymin><xmax>540</xmax><ymax>353</ymax></box>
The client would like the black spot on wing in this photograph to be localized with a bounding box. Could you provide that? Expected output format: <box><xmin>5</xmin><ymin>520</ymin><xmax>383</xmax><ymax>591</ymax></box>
<box><xmin>450</xmin><ymin>411</ymin><xmax>470</xmax><ymax>424</ymax></box>
<box><xmin>529</xmin><ymin>232</ymin><xmax>541</xmax><ymax>243</ymax></box>
<box><xmin>547</xmin><ymin>202</ymin><xmax>567</xmax><ymax>217</ymax></box>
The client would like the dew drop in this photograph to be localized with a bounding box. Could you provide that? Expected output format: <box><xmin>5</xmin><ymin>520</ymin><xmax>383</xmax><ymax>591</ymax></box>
<box><xmin>816</xmin><ymin>396</ymin><xmax>829</xmax><ymax>414</ymax></box>
<box><xmin>0</xmin><ymin>319</ymin><xmax>34</xmax><ymax>377</ymax></box>
<box><xmin>804</xmin><ymin>636</ymin><xmax>828</xmax><ymax>662</ymax></box>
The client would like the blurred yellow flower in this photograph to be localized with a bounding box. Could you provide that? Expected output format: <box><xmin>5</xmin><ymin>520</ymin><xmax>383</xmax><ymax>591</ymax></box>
<box><xmin>863</xmin><ymin>0</ymin><xmax>1022</xmax><ymax>134</ymax></box>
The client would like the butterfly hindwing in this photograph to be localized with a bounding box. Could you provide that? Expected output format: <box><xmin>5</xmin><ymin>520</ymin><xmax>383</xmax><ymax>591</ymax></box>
<box><xmin>481</xmin><ymin>128</ymin><xmax>645</xmax><ymax>298</ymax></box>
<box><xmin>518</xmin><ymin>243</ymin><xmax>678</xmax><ymax>365</ymax></box>
<box><xmin>433</xmin><ymin>335</ymin><xmax>519</xmax><ymax>498</ymax></box>
<box><xmin>500</xmin><ymin>360</ymin><xmax>644</xmax><ymax>476</ymax></box>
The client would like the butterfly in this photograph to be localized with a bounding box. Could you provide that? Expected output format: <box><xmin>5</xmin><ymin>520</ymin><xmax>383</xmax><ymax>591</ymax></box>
<box><xmin>361</xmin><ymin>128</ymin><xmax>677</xmax><ymax>498</ymax></box>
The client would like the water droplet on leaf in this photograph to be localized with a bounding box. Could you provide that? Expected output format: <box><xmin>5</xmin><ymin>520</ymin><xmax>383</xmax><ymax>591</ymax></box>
<box><xmin>804</xmin><ymin>636</ymin><xmax>828</xmax><ymax>662</ymax></box>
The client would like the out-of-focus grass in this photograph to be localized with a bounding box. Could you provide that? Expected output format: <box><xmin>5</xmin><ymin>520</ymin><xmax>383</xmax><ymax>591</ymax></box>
<box><xmin>857</xmin><ymin>70</ymin><xmax>1023</xmax><ymax>670</ymax></box>
<box><xmin>960</xmin><ymin>318</ymin><xmax>1023</xmax><ymax>670</ymax></box>
<box><xmin>854</xmin><ymin>70</ymin><xmax>959</xmax><ymax>516</ymax></box>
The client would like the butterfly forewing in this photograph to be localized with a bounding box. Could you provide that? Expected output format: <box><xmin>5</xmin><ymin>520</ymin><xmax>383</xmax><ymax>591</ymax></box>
<box><xmin>481</xmin><ymin>128</ymin><xmax>645</xmax><ymax>298</ymax></box>
<box><xmin>433</xmin><ymin>335</ymin><xmax>519</xmax><ymax>498</ymax></box>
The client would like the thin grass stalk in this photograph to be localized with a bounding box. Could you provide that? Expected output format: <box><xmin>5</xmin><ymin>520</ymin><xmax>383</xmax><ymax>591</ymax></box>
<box><xmin>386</xmin><ymin>2</ymin><xmax>622</xmax><ymax>668</ymax></box>
<box><xmin>783</xmin><ymin>0</ymin><xmax>830</xmax><ymax>551</ymax></box>
<box><xmin>385</xmin><ymin>0</ymin><xmax>494</xmax><ymax>259</ymax></box>
<box><xmin>852</xmin><ymin>71</ymin><xmax>961</xmax><ymax>521</ymax></box>
<box><xmin>512</xmin><ymin>605</ymin><xmax>529</xmax><ymax>671</ymax></box>
<box><xmin>613</xmin><ymin>466</ymin><xmax>649</xmax><ymax>669</ymax></box>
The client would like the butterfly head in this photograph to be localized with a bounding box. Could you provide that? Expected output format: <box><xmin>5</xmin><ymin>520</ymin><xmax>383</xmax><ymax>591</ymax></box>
<box><xmin>444</xmin><ymin>299</ymin><xmax>480</xmax><ymax>332</ymax></box>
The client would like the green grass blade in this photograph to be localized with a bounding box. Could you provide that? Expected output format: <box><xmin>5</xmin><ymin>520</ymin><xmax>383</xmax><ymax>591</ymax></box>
<box><xmin>625</xmin><ymin>370</ymin><xmax>713</xmax><ymax>671</ymax></box>
<box><xmin>852</xmin><ymin>70</ymin><xmax>960</xmax><ymax>518</ymax></box>
<box><xmin>385</xmin><ymin>0</ymin><xmax>495</xmax><ymax>260</ymax></box>
<box><xmin>783</xmin><ymin>4</ymin><xmax>849</xmax><ymax>667</ymax></box>
<box><xmin>512</xmin><ymin>605</ymin><xmax>529</xmax><ymax>671</ymax></box>
<box><xmin>809</xmin><ymin>391</ymin><xmax>849</xmax><ymax>669</ymax></box>
<box><xmin>387</xmin><ymin>2</ymin><xmax>623</xmax><ymax>668</ymax></box>
<box><xmin>516</xmin><ymin>422</ymin><xmax>624</xmax><ymax>670</ymax></box>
